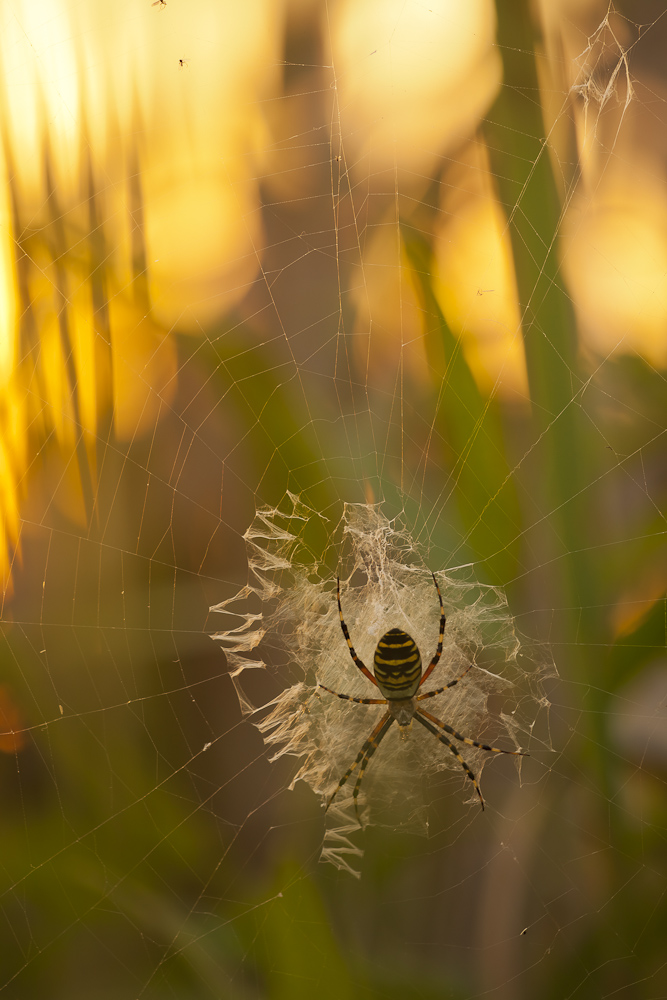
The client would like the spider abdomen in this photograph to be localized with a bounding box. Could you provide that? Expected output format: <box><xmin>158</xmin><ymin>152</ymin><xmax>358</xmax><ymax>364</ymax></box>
<box><xmin>373</xmin><ymin>628</ymin><xmax>422</xmax><ymax>699</ymax></box>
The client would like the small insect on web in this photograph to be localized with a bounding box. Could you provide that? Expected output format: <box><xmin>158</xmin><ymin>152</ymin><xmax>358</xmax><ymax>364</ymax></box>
<box><xmin>320</xmin><ymin>574</ymin><xmax>528</xmax><ymax>823</ymax></box>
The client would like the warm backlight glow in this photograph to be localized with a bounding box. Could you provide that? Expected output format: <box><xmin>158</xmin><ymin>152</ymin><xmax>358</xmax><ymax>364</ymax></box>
<box><xmin>433</xmin><ymin>183</ymin><xmax>528</xmax><ymax>400</ymax></box>
<box><xmin>563</xmin><ymin>164</ymin><xmax>667</xmax><ymax>366</ymax></box>
<box><xmin>0</xmin><ymin>0</ymin><xmax>279</xmax><ymax>586</ymax></box>
<box><xmin>0</xmin><ymin>684</ymin><xmax>26</xmax><ymax>753</ymax></box>
<box><xmin>330</xmin><ymin>0</ymin><xmax>501</xmax><ymax>179</ymax></box>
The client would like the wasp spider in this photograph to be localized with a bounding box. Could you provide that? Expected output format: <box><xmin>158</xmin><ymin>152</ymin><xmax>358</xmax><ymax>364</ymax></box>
<box><xmin>319</xmin><ymin>574</ymin><xmax>526</xmax><ymax>821</ymax></box>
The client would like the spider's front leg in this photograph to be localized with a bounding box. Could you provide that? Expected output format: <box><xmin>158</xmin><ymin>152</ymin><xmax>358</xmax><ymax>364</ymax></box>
<box><xmin>336</xmin><ymin>578</ymin><xmax>379</xmax><ymax>688</ymax></box>
<box><xmin>418</xmin><ymin>571</ymin><xmax>447</xmax><ymax>688</ymax></box>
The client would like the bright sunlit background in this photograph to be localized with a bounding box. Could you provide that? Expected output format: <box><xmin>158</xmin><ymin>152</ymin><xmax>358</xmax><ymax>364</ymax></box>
<box><xmin>0</xmin><ymin>0</ymin><xmax>666</xmax><ymax>997</ymax></box>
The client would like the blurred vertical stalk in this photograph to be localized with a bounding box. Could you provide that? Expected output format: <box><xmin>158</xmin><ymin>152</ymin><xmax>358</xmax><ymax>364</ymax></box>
<box><xmin>484</xmin><ymin>0</ymin><xmax>595</xmax><ymax>637</ymax></box>
<box><xmin>484</xmin><ymin>13</ymin><xmax>642</xmax><ymax>981</ymax></box>
<box><xmin>85</xmin><ymin>149</ymin><xmax>114</xmax><ymax>462</ymax></box>
<box><xmin>44</xmin><ymin>153</ymin><xmax>96</xmax><ymax>526</ymax></box>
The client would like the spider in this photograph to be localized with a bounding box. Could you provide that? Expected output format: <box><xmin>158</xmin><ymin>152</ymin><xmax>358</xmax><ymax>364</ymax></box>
<box><xmin>319</xmin><ymin>573</ymin><xmax>527</xmax><ymax>822</ymax></box>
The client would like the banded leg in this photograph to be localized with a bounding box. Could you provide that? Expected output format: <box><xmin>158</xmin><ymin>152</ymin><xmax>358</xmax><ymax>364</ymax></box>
<box><xmin>418</xmin><ymin>706</ymin><xmax>527</xmax><ymax>756</ymax></box>
<box><xmin>325</xmin><ymin>712</ymin><xmax>394</xmax><ymax>816</ymax></box>
<box><xmin>418</xmin><ymin>572</ymin><xmax>446</xmax><ymax>688</ymax></box>
<box><xmin>349</xmin><ymin>714</ymin><xmax>395</xmax><ymax>822</ymax></box>
<box><xmin>417</xmin><ymin>664</ymin><xmax>473</xmax><ymax>701</ymax></box>
<box><xmin>337</xmin><ymin>578</ymin><xmax>378</xmax><ymax>687</ymax></box>
<box><xmin>414</xmin><ymin>712</ymin><xmax>485</xmax><ymax>810</ymax></box>
<box><xmin>318</xmin><ymin>683</ymin><xmax>386</xmax><ymax>706</ymax></box>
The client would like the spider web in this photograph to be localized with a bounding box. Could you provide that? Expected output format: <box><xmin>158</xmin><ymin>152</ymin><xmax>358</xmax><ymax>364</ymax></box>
<box><xmin>212</xmin><ymin>497</ymin><xmax>553</xmax><ymax>872</ymax></box>
<box><xmin>0</xmin><ymin>1</ymin><xmax>666</xmax><ymax>998</ymax></box>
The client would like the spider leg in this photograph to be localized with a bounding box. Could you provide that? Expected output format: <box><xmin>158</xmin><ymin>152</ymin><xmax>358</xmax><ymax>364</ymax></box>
<box><xmin>417</xmin><ymin>706</ymin><xmax>527</xmax><ymax>756</ymax></box>
<box><xmin>318</xmin><ymin>683</ymin><xmax>387</xmax><ymax>706</ymax></box>
<box><xmin>349</xmin><ymin>714</ymin><xmax>395</xmax><ymax>823</ymax></box>
<box><xmin>417</xmin><ymin>663</ymin><xmax>472</xmax><ymax>700</ymax></box>
<box><xmin>325</xmin><ymin>712</ymin><xmax>394</xmax><ymax>817</ymax></box>
<box><xmin>337</xmin><ymin>577</ymin><xmax>379</xmax><ymax>687</ymax></box>
<box><xmin>418</xmin><ymin>572</ymin><xmax>446</xmax><ymax>688</ymax></box>
<box><xmin>414</xmin><ymin>712</ymin><xmax>485</xmax><ymax>810</ymax></box>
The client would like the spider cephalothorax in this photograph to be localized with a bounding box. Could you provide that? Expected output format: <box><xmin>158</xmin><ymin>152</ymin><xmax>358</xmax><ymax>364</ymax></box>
<box><xmin>318</xmin><ymin>573</ymin><xmax>526</xmax><ymax>822</ymax></box>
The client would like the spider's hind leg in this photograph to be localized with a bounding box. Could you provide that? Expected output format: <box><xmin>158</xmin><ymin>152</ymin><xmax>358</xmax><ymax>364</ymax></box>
<box><xmin>414</xmin><ymin>712</ymin><xmax>486</xmax><ymax>809</ymax></box>
<box><xmin>418</xmin><ymin>706</ymin><xmax>528</xmax><ymax>757</ymax></box>
<box><xmin>325</xmin><ymin>712</ymin><xmax>394</xmax><ymax>822</ymax></box>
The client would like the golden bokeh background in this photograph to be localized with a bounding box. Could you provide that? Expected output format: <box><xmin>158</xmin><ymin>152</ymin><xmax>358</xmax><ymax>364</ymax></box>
<box><xmin>1</xmin><ymin>0</ymin><xmax>665</xmax><ymax>582</ymax></box>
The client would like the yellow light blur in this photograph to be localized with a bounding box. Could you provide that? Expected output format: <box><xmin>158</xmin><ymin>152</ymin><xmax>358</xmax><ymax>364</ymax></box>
<box><xmin>433</xmin><ymin>170</ymin><xmax>529</xmax><ymax>400</ymax></box>
<box><xmin>0</xmin><ymin>425</ymin><xmax>21</xmax><ymax>593</ymax></box>
<box><xmin>0</xmin><ymin>0</ymin><xmax>280</xmax><ymax>587</ymax></box>
<box><xmin>0</xmin><ymin>147</ymin><xmax>17</xmax><ymax>386</ymax></box>
<box><xmin>2</xmin><ymin>0</ymin><xmax>279</xmax><ymax>330</ymax></box>
<box><xmin>129</xmin><ymin>1</ymin><xmax>278</xmax><ymax>330</ymax></box>
<box><xmin>109</xmin><ymin>295</ymin><xmax>177</xmax><ymax>442</ymax></box>
<box><xmin>0</xmin><ymin>144</ymin><xmax>21</xmax><ymax>590</ymax></box>
<box><xmin>329</xmin><ymin>0</ymin><xmax>501</xmax><ymax>178</ymax></box>
<box><xmin>562</xmin><ymin>163</ymin><xmax>667</xmax><ymax>366</ymax></box>
<box><xmin>350</xmin><ymin>224</ymin><xmax>430</xmax><ymax>388</ymax></box>
<box><xmin>68</xmin><ymin>275</ymin><xmax>108</xmax><ymax>442</ymax></box>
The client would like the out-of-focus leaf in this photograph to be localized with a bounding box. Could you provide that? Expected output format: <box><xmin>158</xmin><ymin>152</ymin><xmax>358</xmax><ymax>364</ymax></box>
<box><xmin>484</xmin><ymin>0</ymin><xmax>595</xmax><ymax>619</ymax></box>
<box><xmin>402</xmin><ymin>227</ymin><xmax>521</xmax><ymax>584</ymax></box>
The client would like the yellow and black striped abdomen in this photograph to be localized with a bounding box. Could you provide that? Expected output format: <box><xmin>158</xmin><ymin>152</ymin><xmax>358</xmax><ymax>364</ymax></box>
<box><xmin>373</xmin><ymin>628</ymin><xmax>422</xmax><ymax>699</ymax></box>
